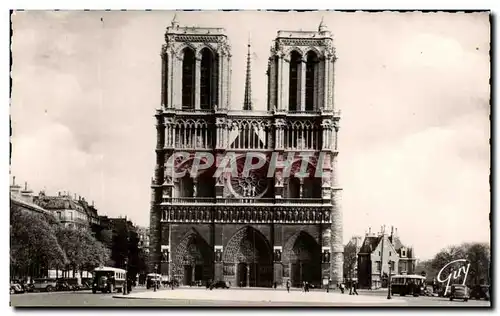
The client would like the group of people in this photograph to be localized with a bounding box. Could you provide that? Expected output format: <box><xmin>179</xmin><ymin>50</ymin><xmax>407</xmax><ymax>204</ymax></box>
<box><xmin>338</xmin><ymin>280</ymin><xmax>359</xmax><ymax>295</ymax></box>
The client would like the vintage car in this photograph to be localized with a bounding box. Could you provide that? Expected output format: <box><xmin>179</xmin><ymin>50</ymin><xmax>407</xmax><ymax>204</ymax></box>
<box><xmin>449</xmin><ymin>284</ymin><xmax>469</xmax><ymax>302</ymax></box>
<box><xmin>209</xmin><ymin>280</ymin><xmax>230</xmax><ymax>290</ymax></box>
<box><xmin>470</xmin><ymin>285</ymin><xmax>490</xmax><ymax>301</ymax></box>
<box><xmin>10</xmin><ymin>282</ymin><xmax>24</xmax><ymax>294</ymax></box>
<box><xmin>33</xmin><ymin>278</ymin><xmax>57</xmax><ymax>292</ymax></box>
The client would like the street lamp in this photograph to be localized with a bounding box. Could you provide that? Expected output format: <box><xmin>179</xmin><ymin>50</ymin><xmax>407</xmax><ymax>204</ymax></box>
<box><xmin>154</xmin><ymin>264</ymin><xmax>158</xmax><ymax>292</ymax></box>
<box><xmin>387</xmin><ymin>262</ymin><xmax>392</xmax><ymax>300</ymax></box>
<box><xmin>123</xmin><ymin>259</ymin><xmax>128</xmax><ymax>296</ymax></box>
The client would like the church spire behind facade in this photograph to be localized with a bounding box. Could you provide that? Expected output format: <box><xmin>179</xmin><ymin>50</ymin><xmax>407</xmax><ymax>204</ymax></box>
<box><xmin>243</xmin><ymin>35</ymin><xmax>252</xmax><ymax>111</ymax></box>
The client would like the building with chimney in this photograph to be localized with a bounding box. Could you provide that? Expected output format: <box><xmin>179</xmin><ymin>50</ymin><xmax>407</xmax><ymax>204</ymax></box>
<box><xmin>357</xmin><ymin>226</ymin><xmax>417</xmax><ymax>289</ymax></box>
<box><xmin>10</xmin><ymin>177</ymin><xmax>52</xmax><ymax>218</ymax></box>
<box><xmin>34</xmin><ymin>191</ymin><xmax>98</xmax><ymax>230</ymax></box>
<box><xmin>149</xmin><ymin>16</ymin><xmax>342</xmax><ymax>287</ymax></box>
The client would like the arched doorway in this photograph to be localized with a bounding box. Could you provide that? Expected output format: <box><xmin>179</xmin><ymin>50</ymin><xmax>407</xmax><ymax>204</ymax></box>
<box><xmin>223</xmin><ymin>226</ymin><xmax>273</xmax><ymax>287</ymax></box>
<box><xmin>284</xmin><ymin>231</ymin><xmax>321</xmax><ymax>287</ymax></box>
<box><xmin>173</xmin><ymin>229</ymin><xmax>213</xmax><ymax>285</ymax></box>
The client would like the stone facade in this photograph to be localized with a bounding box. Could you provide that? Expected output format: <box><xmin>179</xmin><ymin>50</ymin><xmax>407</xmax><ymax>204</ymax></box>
<box><xmin>149</xmin><ymin>17</ymin><xmax>342</xmax><ymax>287</ymax></box>
<box><xmin>357</xmin><ymin>226</ymin><xmax>417</xmax><ymax>289</ymax></box>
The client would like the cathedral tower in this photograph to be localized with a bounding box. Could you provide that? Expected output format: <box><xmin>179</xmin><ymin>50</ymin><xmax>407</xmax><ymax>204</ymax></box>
<box><xmin>266</xmin><ymin>20</ymin><xmax>343</xmax><ymax>284</ymax></box>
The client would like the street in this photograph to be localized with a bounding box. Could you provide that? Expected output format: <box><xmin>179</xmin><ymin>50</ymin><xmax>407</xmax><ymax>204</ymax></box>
<box><xmin>10</xmin><ymin>287</ymin><xmax>492</xmax><ymax>307</ymax></box>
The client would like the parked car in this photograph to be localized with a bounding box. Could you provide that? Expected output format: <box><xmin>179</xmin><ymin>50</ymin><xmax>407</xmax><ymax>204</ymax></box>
<box><xmin>55</xmin><ymin>279</ymin><xmax>72</xmax><ymax>291</ymax></box>
<box><xmin>449</xmin><ymin>284</ymin><xmax>469</xmax><ymax>302</ymax></box>
<box><xmin>33</xmin><ymin>278</ymin><xmax>57</xmax><ymax>292</ymax></box>
<box><xmin>10</xmin><ymin>282</ymin><xmax>24</xmax><ymax>294</ymax></box>
<box><xmin>209</xmin><ymin>280</ymin><xmax>230</xmax><ymax>290</ymax></box>
<box><xmin>470</xmin><ymin>285</ymin><xmax>490</xmax><ymax>301</ymax></box>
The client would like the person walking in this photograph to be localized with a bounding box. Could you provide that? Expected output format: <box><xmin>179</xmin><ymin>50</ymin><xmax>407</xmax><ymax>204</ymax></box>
<box><xmin>286</xmin><ymin>280</ymin><xmax>290</xmax><ymax>293</ymax></box>
<box><xmin>352</xmin><ymin>280</ymin><xmax>359</xmax><ymax>295</ymax></box>
<box><xmin>340</xmin><ymin>282</ymin><xmax>345</xmax><ymax>294</ymax></box>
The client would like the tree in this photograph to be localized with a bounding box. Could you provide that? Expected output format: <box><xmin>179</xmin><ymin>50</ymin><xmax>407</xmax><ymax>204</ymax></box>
<box><xmin>56</xmin><ymin>226</ymin><xmax>110</xmax><ymax>277</ymax></box>
<box><xmin>430</xmin><ymin>242</ymin><xmax>490</xmax><ymax>286</ymax></box>
<box><xmin>10</xmin><ymin>207</ymin><xmax>67</xmax><ymax>279</ymax></box>
<box><xmin>343</xmin><ymin>242</ymin><xmax>358</xmax><ymax>280</ymax></box>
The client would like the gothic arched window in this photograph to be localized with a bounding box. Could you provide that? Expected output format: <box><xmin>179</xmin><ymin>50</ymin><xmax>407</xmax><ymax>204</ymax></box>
<box><xmin>200</xmin><ymin>48</ymin><xmax>216</xmax><ymax>110</ymax></box>
<box><xmin>305</xmin><ymin>51</ymin><xmax>319</xmax><ymax>111</ymax></box>
<box><xmin>182</xmin><ymin>48</ymin><xmax>195</xmax><ymax>109</ymax></box>
<box><xmin>288</xmin><ymin>51</ymin><xmax>301</xmax><ymax>111</ymax></box>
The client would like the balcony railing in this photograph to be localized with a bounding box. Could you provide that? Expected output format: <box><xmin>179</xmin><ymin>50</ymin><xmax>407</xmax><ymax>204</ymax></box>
<box><xmin>162</xmin><ymin>197</ymin><xmax>328</xmax><ymax>205</ymax></box>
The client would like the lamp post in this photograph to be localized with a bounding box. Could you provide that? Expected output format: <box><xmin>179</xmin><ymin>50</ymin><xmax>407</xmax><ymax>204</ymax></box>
<box><xmin>154</xmin><ymin>264</ymin><xmax>158</xmax><ymax>292</ymax></box>
<box><xmin>123</xmin><ymin>259</ymin><xmax>128</xmax><ymax>296</ymax></box>
<box><xmin>387</xmin><ymin>262</ymin><xmax>392</xmax><ymax>300</ymax></box>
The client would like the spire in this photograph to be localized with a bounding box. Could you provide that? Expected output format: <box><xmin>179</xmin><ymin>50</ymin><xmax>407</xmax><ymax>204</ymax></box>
<box><xmin>171</xmin><ymin>13</ymin><xmax>179</xmax><ymax>28</ymax></box>
<box><xmin>243</xmin><ymin>35</ymin><xmax>252</xmax><ymax>111</ymax></box>
<box><xmin>318</xmin><ymin>16</ymin><xmax>328</xmax><ymax>33</ymax></box>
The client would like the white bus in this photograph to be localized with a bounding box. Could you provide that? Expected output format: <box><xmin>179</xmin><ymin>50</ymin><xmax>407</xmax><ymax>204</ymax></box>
<box><xmin>92</xmin><ymin>267</ymin><xmax>127</xmax><ymax>293</ymax></box>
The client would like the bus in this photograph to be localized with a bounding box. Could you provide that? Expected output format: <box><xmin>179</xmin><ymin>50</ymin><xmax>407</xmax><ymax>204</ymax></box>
<box><xmin>391</xmin><ymin>274</ymin><xmax>426</xmax><ymax>297</ymax></box>
<box><xmin>146</xmin><ymin>273</ymin><xmax>162</xmax><ymax>289</ymax></box>
<box><xmin>92</xmin><ymin>267</ymin><xmax>127</xmax><ymax>294</ymax></box>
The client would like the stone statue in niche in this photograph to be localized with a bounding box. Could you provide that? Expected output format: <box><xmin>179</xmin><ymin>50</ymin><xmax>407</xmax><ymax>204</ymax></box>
<box><xmin>299</xmin><ymin>211</ymin><xmax>304</xmax><ymax>221</ymax></box>
<box><xmin>311</xmin><ymin>210</ymin><xmax>316</xmax><ymax>221</ymax></box>
<box><xmin>274</xmin><ymin>249</ymin><xmax>282</xmax><ymax>262</ymax></box>
<box><xmin>217</xmin><ymin>210</ymin><xmax>222</xmax><ymax>221</ymax></box>
<box><xmin>294</xmin><ymin>210</ymin><xmax>299</xmax><ymax>221</ymax></box>
<box><xmin>182</xmin><ymin>210</ymin><xmax>187</xmax><ymax>221</ymax></box>
<box><xmin>258</xmin><ymin>210</ymin><xmax>263</xmax><ymax>221</ymax></box>
<box><xmin>323</xmin><ymin>211</ymin><xmax>328</xmax><ymax>222</ymax></box>
<box><xmin>199</xmin><ymin>210</ymin><xmax>204</xmax><ymax>221</ymax></box>
<box><xmin>215</xmin><ymin>249</ymin><xmax>222</xmax><ymax>262</ymax></box>
<box><xmin>205</xmin><ymin>210</ymin><xmax>210</xmax><ymax>221</ymax></box>
<box><xmin>246</xmin><ymin>210</ymin><xmax>251</xmax><ymax>221</ymax></box>
<box><xmin>188</xmin><ymin>209</ymin><xmax>192</xmax><ymax>221</ymax></box>
<box><xmin>223</xmin><ymin>210</ymin><xmax>228</xmax><ymax>221</ymax></box>
<box><xmin>162</xmin><ymin>249</ymin><xmax>169</xmax><ymax>262</ymax></box>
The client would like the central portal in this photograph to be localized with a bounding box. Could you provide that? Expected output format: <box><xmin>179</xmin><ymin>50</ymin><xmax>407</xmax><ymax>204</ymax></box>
<box><xmin>223</xmin><ymin>226</ymin><xmax>273</xmax><ymax>287</ymax></box>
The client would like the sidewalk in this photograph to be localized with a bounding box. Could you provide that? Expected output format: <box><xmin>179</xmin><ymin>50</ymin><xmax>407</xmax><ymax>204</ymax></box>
<box><xmin>114</xmin><ymin>288</ymin><xmax>406</xmax><ymax>305</ymax></box>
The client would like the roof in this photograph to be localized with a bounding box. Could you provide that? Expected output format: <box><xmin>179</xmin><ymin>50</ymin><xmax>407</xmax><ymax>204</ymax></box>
<box><xmin>34</xmin><ymin>196</ymin><xmax>84</xmax><ymax>211</ymax></box>
<box><xmin>359</xmin><ymin>236</ymin><xmax>382</xmax><ymax>254</ymax></box>
<box><xmin>93</xmin><ymin>267</ymin><xmax>126</xmax><ymax>273</ymax></box>
<box><xmin>10</xmin><ymin>195</ymin><xmax>52</xmax><ymax>215</ymax></box>
<box><xmin>393</xmin><ymin>275</ymin><xmax>425</xmax><ymax>280</ymax></box>
<box><xmin>391</xmin><ymin>236</ymin><xmax>404</xmax><ymax>250</ymax></box>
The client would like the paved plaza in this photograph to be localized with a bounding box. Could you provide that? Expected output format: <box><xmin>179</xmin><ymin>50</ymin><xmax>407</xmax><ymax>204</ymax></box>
<box><xmin>10</xmin><ymin>287</ymin><xmax>492</xmax><ymax>307</ymax></box>
<box><xmin>116</xmin><ymin>288</ymin><xmax>405</xmax><ymax>305</ymax></box>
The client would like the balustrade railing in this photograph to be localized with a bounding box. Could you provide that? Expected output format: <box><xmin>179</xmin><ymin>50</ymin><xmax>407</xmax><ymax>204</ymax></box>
<box><xmin>162</xmin><ymin>197</ymin><xmax>327</xmax><ymax>204</ymax></box>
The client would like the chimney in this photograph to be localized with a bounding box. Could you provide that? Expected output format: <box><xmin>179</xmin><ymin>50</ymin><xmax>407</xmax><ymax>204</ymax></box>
<box><xmin>58</xmin><ymin>191</ymin><xmax>61</xmax><ymax>197</ymax></box>
<box><xmin>92</xmin><ymin>200</ymin><xmax>94</xmax><ymax>207</ymax></box>
<box><xmin>10</xmin><ymin>176</ymin><xmax>22</xmax><ymax>197</ymax></box>
<box><xmin>20</xmin><ymin>182</ymin><xmax>34</xmax><ymax>204</ymax></box>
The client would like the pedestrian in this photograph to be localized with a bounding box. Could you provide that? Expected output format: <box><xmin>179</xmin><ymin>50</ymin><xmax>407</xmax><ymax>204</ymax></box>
<box><xmin>286</xmin><ymin>280</ymin><xmax>290</xmax><ymax>293</ymax></box>
<box><xmin>352</xmin><ymin>281</ymin><xmax>359</xmax><ymax>295</ymax></box>
<box><xmin>340</xmin><ymin>282</ymin><xmax>345</xmax><ymax>294</ymax></box>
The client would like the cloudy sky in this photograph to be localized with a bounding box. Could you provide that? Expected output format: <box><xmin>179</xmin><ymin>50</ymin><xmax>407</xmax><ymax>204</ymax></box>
<box><xmin>10</xmin><ymin>11</ymin><xmax>490</xmax><ymax>259</ymax></box>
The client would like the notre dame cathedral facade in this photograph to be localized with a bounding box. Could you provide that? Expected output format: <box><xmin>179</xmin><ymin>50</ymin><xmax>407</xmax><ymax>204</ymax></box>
<box><xmin>149</xmin><ymin>16</ymin><xmax>342</xmax><ymax>288</ymax></box>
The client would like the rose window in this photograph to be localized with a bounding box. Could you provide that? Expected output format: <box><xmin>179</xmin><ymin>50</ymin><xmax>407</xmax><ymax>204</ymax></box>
<box><xmin>229</xmin><ymin>156</ymin><xmax>269</xmax><ymax>198</ymax></box>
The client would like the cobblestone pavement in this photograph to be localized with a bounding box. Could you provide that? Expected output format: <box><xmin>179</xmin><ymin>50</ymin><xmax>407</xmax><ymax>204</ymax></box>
<box><xmin>10</xmin><ymin>287</ymin><xmax>492</xmax><ymax>307</ymax></box>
